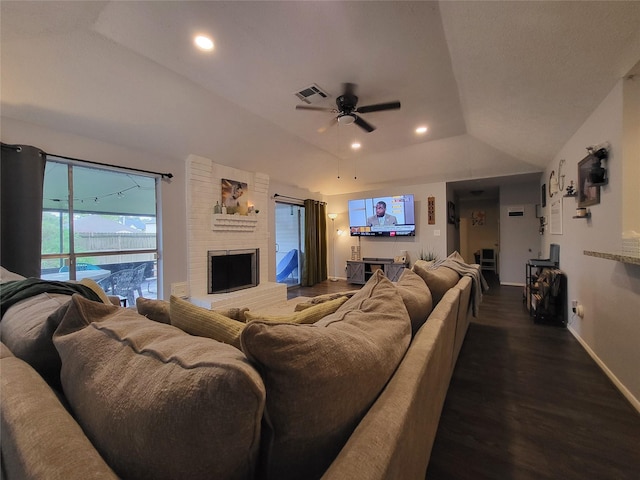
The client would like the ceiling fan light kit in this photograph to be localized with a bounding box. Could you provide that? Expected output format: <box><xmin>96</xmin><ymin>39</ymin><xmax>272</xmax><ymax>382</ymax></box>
<box><xmin>296</xmin><ymin>82</ymin><xmax>400</xmax><ymax>133</ymax></box>
<box><xmin>337</xmin><ymin>113</ymin><xmax>356</xmax><ymax>125</ymax></box>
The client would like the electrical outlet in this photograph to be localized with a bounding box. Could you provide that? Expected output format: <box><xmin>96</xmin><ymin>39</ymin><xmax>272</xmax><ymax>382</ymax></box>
<box><xmin>572</xmin><ymin>300</ymin><xmax>578</xmax><ymax>308</ymax></box>
<box><xmin>171</xmin><ymin>282</ymin><xmax>189</xmax><ymax>298</ymax></box>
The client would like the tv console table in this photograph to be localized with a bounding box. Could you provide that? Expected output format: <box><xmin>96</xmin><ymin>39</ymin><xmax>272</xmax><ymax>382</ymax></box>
<box><xmin>346</xmin><ymin>258</ymin><xmax>406</xmax><ymax>285</ymax></box>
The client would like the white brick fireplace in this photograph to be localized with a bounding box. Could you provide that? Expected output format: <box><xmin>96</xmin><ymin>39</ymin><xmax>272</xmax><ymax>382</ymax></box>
<box><xmin>185</xmin><ymin>155</ymin><xmax>286</xmax><ymax>310</ymax></box>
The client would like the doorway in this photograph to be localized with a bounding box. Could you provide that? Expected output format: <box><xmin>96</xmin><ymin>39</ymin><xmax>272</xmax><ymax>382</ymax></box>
<box><xmin>275</xmin><ymin>202</ymin><xmax>304</xmax><ymax>287</ymax></box>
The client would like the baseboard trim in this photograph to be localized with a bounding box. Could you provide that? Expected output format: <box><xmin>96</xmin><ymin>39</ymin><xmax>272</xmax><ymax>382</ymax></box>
<box><xmin>500</xmin><ymin>282</ymin><xmax>525</xmax><ymax>287</ymax></box>
<box><xmin>568</xmin><ymin>326</ymin><xmax>640</xmax><ymax>414</ymax></box>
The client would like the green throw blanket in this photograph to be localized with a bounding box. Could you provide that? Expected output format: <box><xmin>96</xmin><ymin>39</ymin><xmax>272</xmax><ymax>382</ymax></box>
<box><xmin>0</xmin><ymin>278</ymin><xmax>103</xmax><ymax>318</ymax></box>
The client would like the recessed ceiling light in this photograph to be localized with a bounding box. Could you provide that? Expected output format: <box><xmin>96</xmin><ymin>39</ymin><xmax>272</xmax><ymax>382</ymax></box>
<box><xmin>415</xmin><ymin>126</ymin><xmax>428</xmax><ymax>134</ymax></box>
<box><xmin>351</xmin><ymin>142</ymin><xmax>361</xmax><ymax>150</ymax></box>
<box><xmin>194</xmin><ymin>35</ymin><xmax>214</xmax><ymax>51</ymax></box>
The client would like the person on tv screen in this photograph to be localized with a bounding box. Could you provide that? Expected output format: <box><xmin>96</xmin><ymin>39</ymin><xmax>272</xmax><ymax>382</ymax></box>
<box><xmin>367</xmin><ymin>201</ymin><xmax>398</xmax><ymax>226</ymax></box>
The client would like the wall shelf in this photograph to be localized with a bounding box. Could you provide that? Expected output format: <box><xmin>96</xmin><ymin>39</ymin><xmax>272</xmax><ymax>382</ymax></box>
<box><xmin>572</xmin><ymin>213</ymin><xmax>591</xmax><ymax>219</ymax></box>
<box><xmin>563</xmin><ymin>193</ymin><xmax>577</xmax><ymax>198</ymax></box>
<box><xmin>211</xmin><ymin>214</ymin><xmax>258</xmax><ymax>232</ymax></box>
<box><xmin>584</xmin><ymin>251</ymin><xmax>640</xmax><ymax>266</ymax></box>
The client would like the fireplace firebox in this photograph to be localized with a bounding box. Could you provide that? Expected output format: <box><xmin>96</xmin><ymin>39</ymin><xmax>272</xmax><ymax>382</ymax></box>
<box><xmin>208</xmin><ymin>249</ymin><xmax>259</xmax><ymax>294</ymax></box>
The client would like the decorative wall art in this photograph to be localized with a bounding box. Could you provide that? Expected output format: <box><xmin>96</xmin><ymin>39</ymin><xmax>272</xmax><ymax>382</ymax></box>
<box><xmin>427</xmin><ymin>196</ymin><xmax>435</xmax><ymax>225</ymax></box>
<box><xmin>221</xmin><ymin>178</ymin><xmax>248</xmax><ymax>214</ymax></box>
<box><xmin>447</xmin><ymin>201</ymin><xmax>456</xmax><ymax>225</ymax></box>
<box><xmin>541</xmin><ymin>184</ymin><xmax>547</xmax><ymax>207</ymax></box>
<box><xmin>550</xmin><ymin>197</ymin><xmax>563</xmax><ymax>235</ymax></box>
<box><xmin>471</xmin><ymin>210</ymin><xmax>486</xmax><ymax>226</ymax></box>
<box><xmin>578</xmin><ymin>154</ymin><xmax>601</xmax><ymax>207</ymax></box>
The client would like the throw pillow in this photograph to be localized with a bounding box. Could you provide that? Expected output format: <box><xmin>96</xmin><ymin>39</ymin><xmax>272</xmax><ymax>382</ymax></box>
<box><xmin>78</xmin><ymin>278</ymin><xmax>111</xmax><ymax>305</ymax></box>
<box><xmin>412</xmin><ymin>260</ymin><xmax>460</xmax><ymax>305</ymax></box>
<box><xmin>170</xmin><ymin>295</ymin><xmax>245</xmax><ymax>349</ymax></box>
<box><xmin>293</xmin><ymin>290</ymin><xmax>359</xmax><ymax>311</ymax></box>
<box><xmin>0</xmin><ymin>293</ymin><xmax>74</xmax><ymax>389</ymax></box>
<box><xmin>395</xmin><ymin>268</ymin><xmax>433</xmax><ymax>336</ymax></box>
<box><xmin>244</xmin><ymin>296</ymin><xmax>348</xmax><ymax>324</ymax></box>
<box><xmin>240</xmin><ymin>269</ymin><xmax>411</xmax><ymax>480</ymax></box>
<box><xmin>136</xmin><ymin>297</ymin><xmax>170</xmax><ymax>324</ymax></box>
<box><xmin>214</xmin><ymin>307</ymin><xmax>250</xmax><ymax>323</ymax></box>
<box><xmin>53</xmin><ymin>294</ymin><xmax>265</xmax><ymax>480</ymax></box>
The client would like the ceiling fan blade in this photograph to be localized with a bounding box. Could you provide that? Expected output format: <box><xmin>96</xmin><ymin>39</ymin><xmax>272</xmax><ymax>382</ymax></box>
<box><xmin>318</xmin><ymin>117</ymin><xmax>338</xmax><ymax>133</ymax></box>
<box><xmin>295</xmin><ymin>105</ymin><xmax>336</xmax><ymax>112</ymax></box>
<box><xmin>353</xmin><ymin>115</ymin><xmax>376</xmax><ymax>133</ymax></box>
<box><xmin>356</xmin><ymin>101</ymin><xmax>401</xmax><ymax>114</ymax></box>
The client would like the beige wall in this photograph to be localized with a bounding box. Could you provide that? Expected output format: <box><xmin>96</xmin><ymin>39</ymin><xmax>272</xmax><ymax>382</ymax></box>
<box><xmin>622</xmin><ymin>68</ymin><xmax>640</xmax><ymax>238</ymax></box>
<box><xmin>543</xmin><ymin>79</ymin><xmax>640</xmax><ymax>409</ymax></box>
<box><xmin>457</xmin><ymin>198</ymin><xmax>500</xmax><ymax>264</ymax></box>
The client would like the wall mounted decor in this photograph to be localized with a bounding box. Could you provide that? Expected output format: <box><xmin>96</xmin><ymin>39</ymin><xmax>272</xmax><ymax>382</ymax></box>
<box><xmin>221</xmin><ymin>178</ymin><xmax>248</xmax><ymax>214</ymax></box>
<box><xmin>550</xmin><ymin>197</ymin><xmax>563</xmax><ymax>235</ymax></box>
<box><xmin>447</xmin><ymin>201</ymin><xmax>456</xmax><ymax>224</ymax></box>
<box><xmin>472</xmin><ymin>210</ymin><xmax>486</xmax><ymax>226</ymax></box>
<box><xmin>541</xmin><ymin>184</ymin><xmax>547</xmax><ymax>207</ymax></box>
<box><xmin>578</xmin><ymin>154</ymin><xmax>601</xmax><ymax>207</ymax></box>
<box><xmin>427</xmin><ymin>196</ymin><xmax>435</xmax><ymax>224</ymax></box>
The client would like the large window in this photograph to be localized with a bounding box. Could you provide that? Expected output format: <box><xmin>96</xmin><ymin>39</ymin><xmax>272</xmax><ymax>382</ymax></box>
<box><xmin>41</xmin><ymin>158</ymin><xmax>159</xmax><ymax>301</ymax></box>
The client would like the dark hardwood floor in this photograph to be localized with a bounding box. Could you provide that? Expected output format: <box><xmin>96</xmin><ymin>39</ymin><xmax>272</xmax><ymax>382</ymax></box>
<box><xmin>427</xmin><ymin>272</ymin><xmax>640</xmax><ymax>480</ymax></box>
<box><xmin>290</xmin><ymin>275</ymin><xmax>640</xmax><ymax>479</ymax></box>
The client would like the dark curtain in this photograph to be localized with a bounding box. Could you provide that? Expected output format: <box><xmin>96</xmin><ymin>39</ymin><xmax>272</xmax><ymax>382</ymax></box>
<box><xmin>301</xmin><ymin>199</ymin><xmax>328</xmax><ymax>287</ymax></box>
<box><xmin>1</xmin><ymin>143</ymin><xmax>47</xmax><ymax>277</ymax></box>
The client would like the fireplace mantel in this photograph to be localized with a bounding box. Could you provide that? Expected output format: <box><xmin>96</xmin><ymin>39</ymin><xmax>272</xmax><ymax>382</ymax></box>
<box><xmin>211</xmin><ymin>214</ymin><xmax>258</xmax><ymax>232</ymax></box>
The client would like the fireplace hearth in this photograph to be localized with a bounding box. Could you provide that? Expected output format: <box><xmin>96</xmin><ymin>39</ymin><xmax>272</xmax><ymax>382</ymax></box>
<box><xmin>208</xmin><ymin>249</ymin><xmax>259</xmax><ymax>294</ymax></box>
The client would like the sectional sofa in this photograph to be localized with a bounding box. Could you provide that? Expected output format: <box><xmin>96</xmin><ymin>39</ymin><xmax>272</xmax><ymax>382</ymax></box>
<box><xmin>0</xmin><ymin>255</ymin><xmax>481</xmax><ymax>480</ymax></box>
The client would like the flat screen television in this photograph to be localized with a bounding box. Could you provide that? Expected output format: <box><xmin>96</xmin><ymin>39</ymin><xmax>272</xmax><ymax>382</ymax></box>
<box><xmin>348</xmin><ymin>194</ymin><xmax>416</xmax><ymax>236</ymax></box>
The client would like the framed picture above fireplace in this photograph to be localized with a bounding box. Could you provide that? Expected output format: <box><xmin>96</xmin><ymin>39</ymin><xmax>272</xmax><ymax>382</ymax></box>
<box><xmin>221</xmin><ymin>178</ymin><xmax>248</xmax><ymax>214</ymax></box>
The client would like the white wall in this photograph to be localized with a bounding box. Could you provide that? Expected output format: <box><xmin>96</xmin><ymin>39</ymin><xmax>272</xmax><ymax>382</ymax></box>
<box><xmin>1</xmin><ymin>117</ymin><xmax>188</xmax><ymax>300</ymax></box>
<box><xmin>326</xmin><ymin>182</ymin><xmax>448</xmax><ymax>278</ymax></box>
<box><xmin>542</xmin><ymin>80</ymin><xmax>640</xmax><ymax>409</ymax></box>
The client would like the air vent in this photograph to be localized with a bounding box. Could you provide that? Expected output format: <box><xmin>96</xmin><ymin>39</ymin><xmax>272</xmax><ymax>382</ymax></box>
<box><xmin>294</xmin><ymin>83</ymin><xmax>329</xmax><ymax>104</ymax></box>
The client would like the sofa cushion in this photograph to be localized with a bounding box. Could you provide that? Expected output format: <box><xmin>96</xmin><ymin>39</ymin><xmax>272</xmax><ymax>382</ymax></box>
<box><xmin>412</xmin><ymin>260</ymin><xmax>460</xmax><ymax>305</ymax></box>
<box><xmin>0</xmin><ymin>266</ymin><xmax>26</xmax><ymax>283</ymax></box>
<box><xmin>136</xmin><ymin>297</ymin><xmax>250</xmax><ymax>325</ymax></box>
<box><xmin>1</xmin><ymin>347</ymin><xmax>118</xmax><ymax>479</ymax></box>
<box><xmin>395</xmin><ymin>268</ymin><xmax>434</xmax><ymax>335</ymax></box>
<box><xmin>241</xmin><ymin>270</ymin><xmax>411</xmax><ymax>480</ymax></box>
<box><xmin>244</xmin><ymin>295</ymin><xmax>348</xmax><ymax>324</ymax></box>
<box><xmin>53</xmin><ymin>294</ymin><xmax>265</xmax><ymax>480</ymax></box>
<box><xmin>293</xmin><ymin>290</ymin><xmax>359</xmax><ymax>311</ymax></box>
<box><xmin>0</xmin><ymin>292</ymin><xmax>73</xmax><ymax>388</ymax></box>
<box><xmin>136</xmin><ymin>296</ymin><xmax>171</xmax><ymax>324</ymax></box>
<box><xmin>170</xmin><ymin>295</ymin><xmax>245</xmax><ymax>349</ymax></box>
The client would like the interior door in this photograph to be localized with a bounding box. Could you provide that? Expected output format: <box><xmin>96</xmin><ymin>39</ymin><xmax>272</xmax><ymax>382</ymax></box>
<box><xmin>275</xmin><ymin>202</ymin><xmax>304</xmax><ymax>287</ymax></box>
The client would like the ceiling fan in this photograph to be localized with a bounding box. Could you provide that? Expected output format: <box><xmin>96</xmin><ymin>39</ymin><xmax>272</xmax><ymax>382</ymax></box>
<box><xmin>295</xmin><ymin>83</ymin><xmax>400</xmax><ymax>133</ymax></box>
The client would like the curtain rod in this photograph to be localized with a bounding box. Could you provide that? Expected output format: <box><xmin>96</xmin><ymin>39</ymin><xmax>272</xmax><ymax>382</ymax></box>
<box><xmin>273</xmin><ymin>193</ymin><xmax>326</xmax><ymax>205</ymax></box>
<box><xmin>2</xmin><ymin>143</ymin><xmax>173</xmax><ymax>179</ymax></box>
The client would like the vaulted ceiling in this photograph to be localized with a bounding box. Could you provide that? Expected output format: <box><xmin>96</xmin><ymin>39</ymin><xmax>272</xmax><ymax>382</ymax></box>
<box><xmin>2</xmin><ymin>1</ymin><xmax>639</xmax><ymax>195</ymax></box>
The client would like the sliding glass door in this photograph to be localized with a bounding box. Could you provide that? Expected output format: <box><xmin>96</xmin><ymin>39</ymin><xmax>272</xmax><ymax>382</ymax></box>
<box><xmin>275</xmin><ymin>202</ymin><xmax>304</xmax><ymax>287</ymax></box>
<box><xmin>41</xmin><ymin>158</ymin><xmax>160</xmax><ymax>301</ymax></box>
